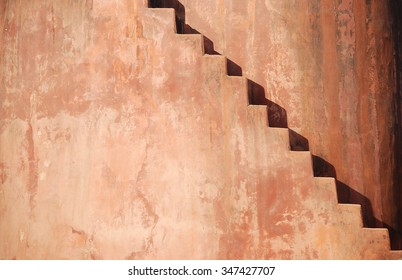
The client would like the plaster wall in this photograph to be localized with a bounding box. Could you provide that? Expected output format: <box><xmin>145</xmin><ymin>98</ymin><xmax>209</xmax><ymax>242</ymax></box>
<box><xmin>0</xmin><ymin>0</ymin><xmax>400</xmax><ymax>259</ymax></box>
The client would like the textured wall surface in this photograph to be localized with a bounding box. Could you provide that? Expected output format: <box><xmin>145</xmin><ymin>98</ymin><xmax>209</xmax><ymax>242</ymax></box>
<box><xmin>178</xmin><ymin>0</ymin><xmax>401</xmax><ymax>239</ymax></box>
<box><xmin>0</xmin><ymin>0</ymin><xmax>400</xmax><ymax>259</ymax></box>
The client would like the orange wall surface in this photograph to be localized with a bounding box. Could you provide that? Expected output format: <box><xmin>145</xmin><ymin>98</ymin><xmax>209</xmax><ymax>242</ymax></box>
<box><xmin>0</xmin><ymin>0</ymin><xmax>400</xmax><ymax>259</ymax></box>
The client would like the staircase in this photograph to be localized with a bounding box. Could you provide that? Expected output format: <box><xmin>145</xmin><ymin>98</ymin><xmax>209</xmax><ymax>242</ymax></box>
<box><xmin>144</xmin><ymin>0</ymin><xmax>402</xmax><ymax>259</ymax></box>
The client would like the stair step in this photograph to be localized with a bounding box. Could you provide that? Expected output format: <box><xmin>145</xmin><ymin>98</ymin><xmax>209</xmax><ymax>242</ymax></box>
<box><xmin>314</xmin><ymin>177</ymin><xmax>338</xmax><ymax>205</ymax></box>
<box><xmin>247</xmin><ymin>105</ymin><xmax>268</xmax><ymax>128</ymax></box>
<box><xmin>268</xmin><ymin>128</ymin><xmax>291</xmax><ymax>150</ymax></box>
<box><xmin>177</xmin><ymin>34</ymin><xmax>205</xmax><ymax>55</ymax></box>
<box><xmin>359</xmin><ymin>228</ymin><xmax>391</xmax><ymax>259</ymax></box>
<box><xmin>337</xmin><ymin>204</ymin><xmax>364</xmax><ymax>227</ymax></box>
<box><xmin>288</xmin><ymin>151</ymin><xmax>314</xmax><ymax>175</ymax></box>
<box><xmin>389</xmin><ymin>250</ymin><xmax>402</xmax><ymax>260</ymax></box>
<box><xmin>147</xmin><ymin>8</ymin><xmax>177</xmax><ymax>34</ymax></box>
<box><xmin>223</xmin><ymin>76</ymin><xmax>249</xmax><ymax>108</ymax></box>
<box><xmin>245</xmin><ymin>106</ymin><xmax>295</xmax><ymax>152</ymax></box>
<box><xmin>362</xmin><ymin>228</ymin><xmax>391</xmax><ymax>248</ymax></box>
<box><xmin>202</xmin><ymin>55</ymin><xmax>227</xmax><ymax>77</ymax></box>
<box><xmin>360</xmin><ymin>228</ymin><xmax>391</xmax><ymax>260</ymax></box>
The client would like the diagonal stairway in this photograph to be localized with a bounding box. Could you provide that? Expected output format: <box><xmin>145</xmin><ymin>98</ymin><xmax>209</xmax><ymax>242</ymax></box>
<box><xmin>144</xmin><ymin>0</ymin><xmax>402</xmax><ymax>259</ymax></box>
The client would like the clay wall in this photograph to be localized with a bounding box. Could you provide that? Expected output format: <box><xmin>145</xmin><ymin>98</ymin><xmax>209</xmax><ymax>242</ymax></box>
<box><xmin>0</xmin><ymin>0</ymin><xmax>400</xmax><ymax>259</ymax></box>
